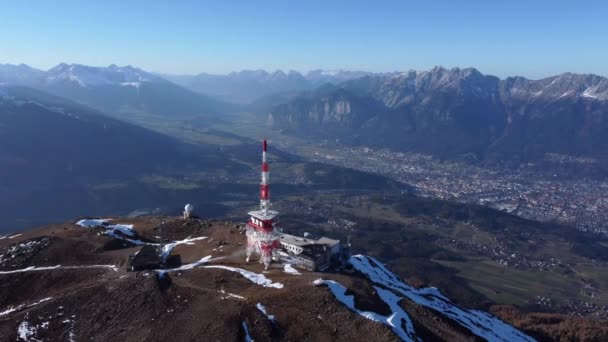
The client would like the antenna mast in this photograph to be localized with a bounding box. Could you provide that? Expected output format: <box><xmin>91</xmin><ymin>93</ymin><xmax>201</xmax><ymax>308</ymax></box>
<box><xmin>260</xmin><ymin>139</ymin><xmax>270</xmax><ymax>215</ymax></box>
<box><xmin>245</xmin><ymin>139</ymin><xmax>280</xmax><ymax>269</ymax></box>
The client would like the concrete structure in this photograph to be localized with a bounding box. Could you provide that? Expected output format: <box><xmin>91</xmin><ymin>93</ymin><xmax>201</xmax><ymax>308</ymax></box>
<box><xmin>279</xmin><ymin>233</ymin><xmax>343</xmax><ymax>271</ymax></box>
<box><xmin>128</xmin><ymin>245</ymin><xmax>162</xmax><ymax>271</ymax></box>
<box><xmin>317</xmin><ymin>237</ymin><xmax>342</xmax><ymax>255</ymax></box>
<box><xmin>245</xmin><ymin>139</ymin><xmax>280</xmax><ymax>269</ymax></box>
<box><xmin>128</xmin><ymin>243</ymin><xmax>182</xmax><ymax>272</ymax></box>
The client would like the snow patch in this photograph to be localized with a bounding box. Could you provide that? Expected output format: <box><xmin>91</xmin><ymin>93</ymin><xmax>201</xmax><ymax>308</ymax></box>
<box><xmin>312</xmin><ymin>278</ymin><xmax>325</xmax><ymax>286</ymax></box>
<box><xmin>0</xmin><ymin>297</ymin><xmax>52</xmax><ymax>317</ymax></box>
<box><xmin>349</xmin><ymin>255</ymin><xmax>534</xmax><ymax>342</ymax></box>
<box><xmin>8</xmin><ymin>233</ymin><xmax>22</xmax><ymax>239</ymax></box>
<box><xmin>204</xmin><ymin>265</ymin><xmax>284</xmax><ymax>289</ymax></box>
<box><xmin>18</xmin><ymin>320</ymin><xmax>39</xmax><ymax>342</ymax></box>
<box><xmin>111</xmin><ymin>224</ymin><xmax>135</xmax><ymax>237</ymax></box>
<box><xmin>165</xmin><ymin>255</ymin><xmax>212</xmax><ymax>272</ymax></box>
<box><xmin>160</xmin><ymin>236</ymin><xmax>207</xmax><ymax>261</ymax></box>
<box><xmin>76</xmin><ymin>219</ymin><xmax>109</xmax><ymax>227</ymax></box>
<box><xmin>242</xmin><ymin>321</ymin><xmax>254</xmax><ymax>342</ymax></box>
<box><xmin>219</xmin><ymin>289</ymin><xmax>245</xmax><ymax>300</ymax></box>
<box><xmin>283</xmin><ymin>264</ymin><xmax>301</xmax><ymax>275</ymax></box>
<box><xmin>76</xmin><ymin>218</ymin><xmax>136</xmax><ymax>238</ymax></box>
<box><xmin>0</xmin><ymin>265</ymin><xmax>60</xmax><ymax>274</ymax></box>
<box><xmin>62</xmin><ymin>316</ymin><xmax>77</xmax><ymax>342</ymax></box>
<box><xmin>0</xmin><ymin>264</ymin><xmax>118</xmax><ymax>274</ymax></box>
<box><xmin>121</xmin><ymin>82</ymin><xmax>141</xmax><ymax>88</ymax></box>
<box><xmin>582</xmin><ymin>88</ymin><xmax>598</xmax><ymax>99</ymax></box>
<box><xmin>375</xmin><ymin>287</ymin><xmax>418</xmax><ymax>341</ymax></box>
<box><xmin>77</xmin><ymin>218</ymin><xmax>207</xmax><ymax>251</ymax></box>
<box><xmin>17</xmin><ymin>314</ymin><xmax>49</xmax><ymax>342</ymax></box>
<box><xmin>256</xmin><ymin>303</ymin><xmax>276</xmax><ymax>323</ymax></box>
<box><xmin>322</xmin><ymin>279</ymin><xmax>418</xmax><ymax>341</ymax></box>
<box><xmin>160</xmin><ymin>245</ymin><xmax>174</xmax><ymax>261</ymax></box>
<box><xmin>105</xmin><ymin>231</ymin><xmax>146</xmax><ymax>245</ymax></box>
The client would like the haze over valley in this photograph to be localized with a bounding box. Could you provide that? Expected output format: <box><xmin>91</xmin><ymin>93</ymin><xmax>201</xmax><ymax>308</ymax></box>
<box><xmin>3</xmin><ymin>63</ymin><xmax>608</xmax><ymax>235</ymax></box>
<box><xmin>2</xmin><ymin>2</ymin><xmax>608</xmax><ymax>341</ymax></box>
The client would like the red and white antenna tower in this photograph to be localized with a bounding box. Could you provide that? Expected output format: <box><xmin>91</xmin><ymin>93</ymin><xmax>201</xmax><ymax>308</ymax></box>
<box><xmin>245</xmin><ymin>139</ymin><xmax>280</xmax><ymax>269</ymax></box>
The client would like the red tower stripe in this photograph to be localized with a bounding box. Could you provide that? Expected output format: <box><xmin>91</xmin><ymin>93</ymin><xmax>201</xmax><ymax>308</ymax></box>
<box><xmin>262</xmin><ymin>163</ymin><xmax>269</xmax><ymax>172</ymax></box>
<box><xmin>260</xmin><ymin>184</ymin><xmax>269</xmax><ymax>199</ymax></box>
<box><xmin>263</xmin><ymin>139</ymin><xmax>267</xmax><ymax>152</ymax></box>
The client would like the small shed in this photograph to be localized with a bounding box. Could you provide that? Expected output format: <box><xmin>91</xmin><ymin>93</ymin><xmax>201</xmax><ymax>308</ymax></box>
<box><xmin>128</xmin><ymin>245</ymin><xmax>162</xmax><ymax>272</ymax></box>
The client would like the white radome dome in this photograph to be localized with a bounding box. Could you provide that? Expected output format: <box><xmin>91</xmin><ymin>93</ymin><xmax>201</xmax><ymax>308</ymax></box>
<box><xmin>185</xmin><ymin>204</ymin><xmax>194</xmax><ymax>213</ymax></box>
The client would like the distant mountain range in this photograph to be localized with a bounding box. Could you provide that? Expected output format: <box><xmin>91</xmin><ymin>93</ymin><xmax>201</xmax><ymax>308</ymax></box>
<box><xmin>267</xmin><ymin>67</ymin><xmax>608</xmax><ymax>164</ymax></box>
<box><xmin>164</xmin><ymin>69</ymin><xmax>373</xmax><ymax>103</ymax></box>
<box><xmin>3</xmin><ymin>62</ymin><xmax>608</xmax><ymax>165</ymax></box>
<box><xmin>0</xmin><ymin>63</ymin><xmax>229</xmax><ymax>119</ymax></box>
<box><xmin>0</xmin><ymin>63</ymin><xmax>373</xmax><ymax>115</ymax></box>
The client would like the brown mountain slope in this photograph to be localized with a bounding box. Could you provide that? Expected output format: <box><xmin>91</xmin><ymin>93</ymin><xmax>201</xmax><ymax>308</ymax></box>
<box><xmin>0</xmin><ymin>217</ymin><xmax>529</xmax><ymax>341</ymax></box>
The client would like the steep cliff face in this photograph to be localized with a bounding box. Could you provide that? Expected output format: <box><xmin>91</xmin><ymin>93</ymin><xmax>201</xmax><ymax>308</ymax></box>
<box><xmin>489</xmin><ymin>73</ymin><xmax>608</xmax><ymax>161</ymax></box>
<box><xmin>268</xmin><ymin>87</ymin><xmax>385</xmax><ymax>134</ymax></box>
<box><xmin>268</xmin><ymin>67</ymin><xmax>608</xmax><ymax>163</ymax></box>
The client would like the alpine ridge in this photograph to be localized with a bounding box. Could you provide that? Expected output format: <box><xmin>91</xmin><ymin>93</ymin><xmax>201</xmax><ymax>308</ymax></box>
<box><xmin>0</xmin><ymin>63</ymin><xmax>230</xmax><ymax>119</ymax></box>
<box><xmin>268</xmin><ymin>67</ymin><xmax>608</xmax><ymax>164</ymax></box>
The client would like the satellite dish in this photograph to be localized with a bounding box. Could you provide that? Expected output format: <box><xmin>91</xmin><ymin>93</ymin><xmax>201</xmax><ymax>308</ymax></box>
<box><xmin>184</xmin><ymin>204</ymin><xmax>194</xmax><ymax>213</ymax></box>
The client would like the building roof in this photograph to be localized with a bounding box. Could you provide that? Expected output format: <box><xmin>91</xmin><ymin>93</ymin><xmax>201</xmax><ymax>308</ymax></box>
<box><xmin>130</xmin><ymin>245</ymin><xmax>162</xmax><ymax>267</ymax></box>
<box><xmin>316</xmin><ymin>237</ymin><xmax>340</xmax><ymax>248</ymax></box>
<box><xmin>280</xmin><ymin>233</ymin><xmax>340</xmax><ymax>248</ymax></box>
<box><xmin>279</xmin><ymin>233</ymin><xmax>316</xmax><ymax>247</ymax></box>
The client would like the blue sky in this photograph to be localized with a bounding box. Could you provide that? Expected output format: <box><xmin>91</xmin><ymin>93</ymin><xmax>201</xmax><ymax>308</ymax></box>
<box><xmin>1</xmin><ymin>1</ymin><xmax>607</xmax><ymax>78</ymax></box>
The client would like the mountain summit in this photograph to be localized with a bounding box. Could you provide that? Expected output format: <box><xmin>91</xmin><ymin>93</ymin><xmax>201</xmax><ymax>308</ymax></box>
<box><xmin>268</xmin><ymin>67</ymin><xmax>608</xmax><ymax>164</ymax></box>
<box><xmin>164</xmin><ymin>69</ymin><xmax>374</xmax><ymax>103</ymax></box>
<box><xmin>45</xmin><ymin>63</ymin><xmax>165</xmax><ymax>88</ymax></box>
<box><xmin>0</xmin><ymin>216</ymin><xmax>535</xmax><ymax>341</ymax></box>
<box><xmin>0</xmin><ymin>63</ymin><xmax>229</xmax><ymax>119</ymax></box>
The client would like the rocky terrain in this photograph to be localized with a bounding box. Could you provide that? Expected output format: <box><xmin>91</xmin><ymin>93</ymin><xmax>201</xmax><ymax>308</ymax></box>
<box><xmin>0</xmin><ymin>216</ymin><xmax>542</xmax><ymax>341</ymax></box>
<box><xmin>267</xmin><ymin>67</ymin><xmax>608</xmax><ymax>165</ymax></box>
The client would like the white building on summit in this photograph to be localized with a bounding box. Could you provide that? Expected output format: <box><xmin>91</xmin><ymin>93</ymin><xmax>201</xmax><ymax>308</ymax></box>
<box><xmin>183</xmin><ymin>203</ymin><xmax>194</xmax><ymax>219</ymax></box>
<box><xmin>279</xmin><ymin>233</ymin><xmax>342</xmax><ymax>271</ymax></box>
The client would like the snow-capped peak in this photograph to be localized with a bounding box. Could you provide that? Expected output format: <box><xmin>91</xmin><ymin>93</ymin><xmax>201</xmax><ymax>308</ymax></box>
<box><xmin>580</xmin><ymin>84</ymin><xmax>608</xmax><ymax>100</ymax></box>
<box><xmin>45</xmin><ymin>63</ymin><xmax>162</xmax><ymax>87</ymax></box>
